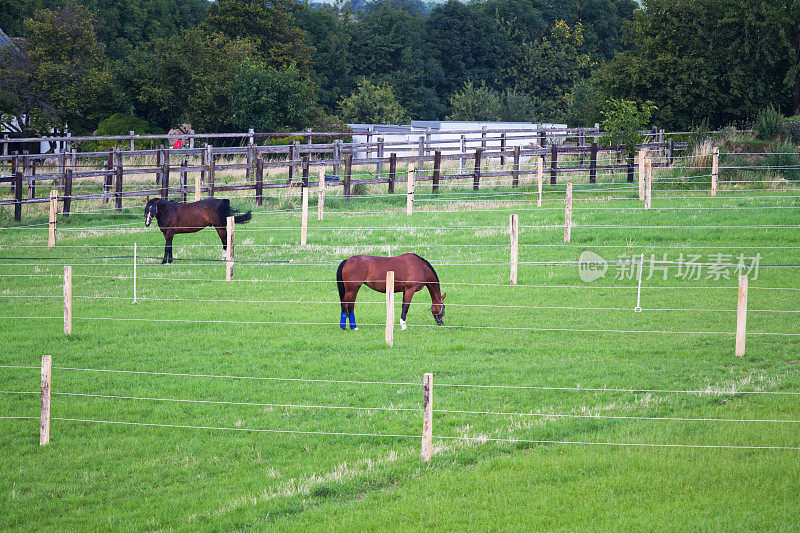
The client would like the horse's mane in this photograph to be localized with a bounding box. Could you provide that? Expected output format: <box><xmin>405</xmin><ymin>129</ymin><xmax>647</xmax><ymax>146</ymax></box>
<box><xmin>413</xmin><ymin>254</ymin><xmax>439</xmax><ymax>284</ymax></box>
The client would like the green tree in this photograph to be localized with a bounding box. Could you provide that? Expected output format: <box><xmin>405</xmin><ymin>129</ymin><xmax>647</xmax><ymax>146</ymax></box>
<box><xmin>0</xmin><ymin>5</ymin><xmax>118</xmax><ymax>135</ymax></box>
<box><xmin>425</xmin><ymin>1</ymin><xmax>506</xmax><ymax>107</ymax></box>
<box><xmin>337</xmin><ymin>79</ymin><xmax>409</xmax><ymax>124</ymax></box>
<box><xmin>599</xmin><ymin>98</ymin><xmax>655</xmax><ymax>156</ymax></box>
<box><xmin>120</xmin><ymin>27</ymin><xmax>260</xmax><ymax>131</ymax></box>
<box><xmin>595</xmin><ymin>0</ymin><xmax>799</xmax><ymax>128</ymax></box>
<box><xmin>349</xmin><ymin>3</ymin><xmax>441</xmax><ymax>119</ymax></box>
<box><xmin>229</xmin><ymin>60</ymin><xmax>318</xmax><ymax>132</ymax></box>
<box><xmin>502</xmin><ymin>20</ymin><xmax>591</xmax><ymax>105</ymax></box>
<box><xmin>202</xmin><ymin>0</ymin><xmax>311</xmax><ymax>72</ymax></box>
<box><xmin>446</xmin><ymin>82</ymin><xmax>502</xmax><ymax>121</ymax></box>
<box><xmin>295</xmin><ymin>5</ymin><xmax>355</xmax><ymax>114</ymax></box>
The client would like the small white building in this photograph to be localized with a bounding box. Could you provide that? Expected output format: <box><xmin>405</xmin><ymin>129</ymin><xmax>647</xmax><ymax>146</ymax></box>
<box><xmin>347</xmin><ymin>121</ymin><xmax>569</xmax><ymax>160</ymax></box>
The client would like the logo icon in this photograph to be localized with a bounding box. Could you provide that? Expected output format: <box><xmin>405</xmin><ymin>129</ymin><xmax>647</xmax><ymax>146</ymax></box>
<box><xmin>578</xmin><ymin>251</ymin><xmax>607</xmax><ymax>283</ymax></box>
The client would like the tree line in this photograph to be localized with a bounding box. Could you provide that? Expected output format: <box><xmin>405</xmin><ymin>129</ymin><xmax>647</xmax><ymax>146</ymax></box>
<box><xmin>1</xmin><ymin>0</ymin><xmax>798</xmax><ymax>143</ymax></box>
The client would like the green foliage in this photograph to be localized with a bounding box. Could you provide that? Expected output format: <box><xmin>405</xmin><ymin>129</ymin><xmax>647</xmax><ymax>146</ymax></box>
<box><xmin>599</xmin><ymin>98</ymin><xmax>655</xmax><ymax>154</ymax></box>
<box><xmin>594</xmin><ymin>0</ymin><xmax>799</xmax><ymax>129</ymax></box>
<box><xmin>202</xmin><ymin>0</ymin><xmax>311</xmax><ymax>72</ymax></box>
<box><xmin>686</xmin><ymin>119</ymin><xmax>711</xmax><ymax>154</ymax></box>
<box><xmin>561</xmin><ymin>80</ymin><xmax>602</xmax><ymax>127</ymax></box>
<box><xmin>753</xmin><ymin>106</ymin><xmax>785</xmax><ymax>141</ymax></box>
<box><xmin>80</xmin><ymin>113</ymin><xmax>163</xmax><ymax>152</ymax></box>
<box><xmin>229</xmin><ymin>61</ymin><xmax>318</xmax><ymax>133</ymax></box>
<box><xmin>446</xmin><ymin>82</ymin><xmax>502</xmax><ymax>121</ymax></box>
<box><xmin>2</xmin><ymin>5</ymin><xmax>120</xmax><ymax>135</ymax></box>
<box><xmin>337</xmin><ymin>79</ymin><xmax>409</xmax><ymax>124</ymax></box>
<box><xmin>119</xmin><ymin>27</ymin><xmax>260</xmax><ymax>131</ymax></box>
<box><xmin>783</xmin><ymin>117</ymin><xmax>800</xmax><ymax>144</ymax></box>
<box><xmin>762</xmin><ymin>140</ymin><xmax>800</xmax><ymax>180</ymax></box>
<box><xmin>498</xmin><ymin>88</ymin><xmax>537</xmax><ymax>122</ymax></box>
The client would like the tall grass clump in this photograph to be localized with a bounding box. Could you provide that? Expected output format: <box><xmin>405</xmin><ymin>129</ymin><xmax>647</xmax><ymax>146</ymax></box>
<box><xmin>761</xmin><ymin>140</ymin><xmax>800</xmax><ymax>181</ymax></box>
<box><xmin>753</xmin><ymin>106</ymin><xmax>785</xmax><ymax>140</ymax></box>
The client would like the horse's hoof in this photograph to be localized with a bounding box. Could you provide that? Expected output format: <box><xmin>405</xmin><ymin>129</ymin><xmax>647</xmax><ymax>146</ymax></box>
<box><xmin>401</xmin><ymin>321</ymin><xmax>407</xmax><ymax>331</ymax></box>
<box><xmin>351</xmin><ymin>327</ymin><xmax>359</xmax><ymax>331</ymax></box>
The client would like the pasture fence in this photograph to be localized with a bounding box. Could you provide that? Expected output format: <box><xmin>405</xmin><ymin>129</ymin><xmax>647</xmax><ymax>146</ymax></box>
<box><xmin>1</xmin><ymin>128</ymin><xmax>690</xmax><ymax>221</ymax></box>
<box><xmin>3</xmin><ymin>362</ymin><xmax>800</xmax><ymax>456</ymax></box>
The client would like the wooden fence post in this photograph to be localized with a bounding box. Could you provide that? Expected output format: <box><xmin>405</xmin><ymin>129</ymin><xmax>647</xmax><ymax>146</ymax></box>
<box><xmin>735</xmin><ymin>275</ymin><xmax>748</xmax><ymax>357</ymax></box>
<box><xmin>711</xmin><ymin>146</ymin><xmax>719</xmax><ymax>196</ymax></box>
<box><xmin>333</xmin><ymin>140</ymin><xmax>341</xmax><ymax>177</ymax></box>
<box><xmin>103</xmin><ymin>150</ymin><xmax>114</xmax><ymax>203</ymax></box>
<box><xmin>421</xmin><ymin>372</ymin><xmax>433</xmax><ymax>462</ymax></box>
<box><xmin>668</xmin><ymin>138</ymin><xmax>674</xmax><ymax>165</ymax></box>
<box><xmin>48</xmin><ymin>190</ymin><xmax>57</xmax><ymax>247</ymax></box>
<box><xmin>115</xmin><ymin>151</ymin><xmax>123</xmax><ymax>211</ymax></box>
<box><xmin>417</xmin><ymin>136</ymin><xmax>425</xmax><ymax>181</ymax></box>
<box><xmin>388</xmin><ymin>153</ymin><xmax>396</xmax><ymax>194</ymax></box>
<box><xmin>194</xmin><ymin>174</ymin><xmax>201</xmax><ymax>202</ymax></box>
<box><xmin>161</xmin><ymin>148</ymin><xmax>170</xmax><ymax>200</ymax></box>
<box><xmin>129</xmin><ymin>131</ymin><xmax>135</xmax><ymax>152</ymax></box>
<box><xmin>385</xmin><ymin>270</ymin><xmax>395</xmax><ymax>347</ymax></box>
<box><xmin>29</xmin><ymin>159</ymin><xmax>36</xmax><ymax>199</ymax></box>
<box><xmin>301</xmin><ymin>159</ymin><xmax>309</xmax><ymax>246</ymax></box>
<box><xmin>207</xmin><ymin>145</ymin><xmax>215</xmax><ymax>198</ymax></box>
<box><xmin>638</xmin><ymin>148</ymin><xmax>647</xmax><ymax>201</ymax></box>
<box><xmin>564</xmin><ymin>182</ymin><xmax>573</xmax><ymax>243</ymax></box>
<box><xmin>550</xmin><ymin>144</ymin><xmax>558</xmax><ymax>184</ymax></box>
<box><xmin>500</xmin><ymin>132</ymin><xmax>506</xmax><ymax>166</ymax></box>
<box><xmin>459</xmin><ymin>135</ymin><xmax>466</xmax><ymax>174</ymax></box>
<box><xmin>589</xmin><ymin>142</ymin><xmax>598</xmax><ymax>184</ymax></box>
<box><xmin>226</xmin><ymin>216</ymin><xmax>234</xmax><ymax>281</ymax></box>
<box><xmin>473</xmin><ymin>148</ymin><xmax>482</xmax><ymax>191</ymax></box>
<box><xmin>63</xmin><ymin>169</ymin><xmax>72</xmax><ymax>217</ymax></box>
<box><xmin>200</xmin><ymin>144</ymin><xmax>207</xmax><ymax>184</ymax></box>
<box><xmin>156</xmin><ymin>145</ymin><xmax>163</xmax><ymax>186</ymax></box>
<box><xmin>246</xmin><ymin>142</ymin><xmax>255</xmax><ymax>183</ymax></box>
<box><xmin>510</xmin><ymin>213</ymin><xmax>519</xmax><ymax>285</ymax></box>
<box><xmin>255</xmin><ymin>158</ymin><xmax>264</xmax><ymax>206</ymax></box>
<box><xmin>63</xmin><ymin>265</ymin><xmax>72</xmax><ymax>335</ymax></box>
<box><xmin>377</xmin><ymin>137</ymin><xmax>384</xmax><ymax>179</ymax></box>
<box><xmin>180</xmin><ymin>159</ymin><xmax>188</xmax><ymax>203</ymax></box>
<box><xmin>318</xmin><ymin>168</ymin><xmax>325</xmax><ymax>221</ymax></box>
<box><xmin>406</xmin><ymin>163</ymin><xmax>415</xmax><ymax>216</ymax></box>
<box><xmin>645</xmin><ymin>158</ymin><xmax>652</xmax><ymax>210</ymax></box>
<box><xmin>512</xmin><ymin>146</ymin><xmax>520</xmax><ymax>187</ymax></box>
<box><xmin>537</xmin><ymin>156</ymin><xmax>543</xmax><ymax>207</ymax></box>
<box><xmin>14</xmin><ymin>171</ymin><xmax>22</xmax><ymax>221</ymax></box>
<box><xmin>133</xmin><ymin>242</ymin><xmax>137</xmax><ymax>304</ymax></box>
<box><xmin>432</xmin><ymin>150</ymin><xmax>441</xmax><ymax>193</ymax></box>
<box><xmin>40</xmin><ymin>353</ymin><xmax>52</xmax><ymax>446</ymax></box>
<box><xmin>343</xmin><ymin>153</ymin><xmax>352</xmax><ymax>198</ymax></box>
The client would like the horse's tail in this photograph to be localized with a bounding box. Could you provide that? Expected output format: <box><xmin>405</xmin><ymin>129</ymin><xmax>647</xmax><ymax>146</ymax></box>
<box><xmin>218</xmin><ymin>199</ymin><xmax>252</xmax><ymax>224</ymax></box>
<box><xmin>233</xmin><ymin>211</ymin><xmax>252</xmax><ymax>224</ymax></box>
<box><xmin>336</xmin><ymin>259</ymin><xmax>346</xmax><ymax>309</ymax></box>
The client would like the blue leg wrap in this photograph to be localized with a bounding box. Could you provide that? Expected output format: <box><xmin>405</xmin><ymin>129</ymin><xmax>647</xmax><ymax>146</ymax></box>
<box><xmin>340</xmin><ymin>313</ymin><xmax>347</xmax><ymax>329</ymax></box>
<box><xmin>348</xmin><ymin>313</ymin><xmax>357</xmax><ymax>329</ymax></box>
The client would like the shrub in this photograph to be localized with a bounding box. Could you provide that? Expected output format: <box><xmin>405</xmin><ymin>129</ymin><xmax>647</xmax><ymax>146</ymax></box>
<box><xmin>784</xmin><ymin>118</ymin><xmax>800</xmax><ymax>145</ymax></box>
<box><xmin>752</xmin><ymin>106</ymin><xmax>784</xmax><ymax>140</ymax></box>
<box><xmin>80</xmin><ymin>113</ymin><xmax>163</xmax><ymax>152</ymax></box>
<box><xmin>761</xmin><ymin>140</ymin><xmax>800</xmax><ymax>181</ymax></box>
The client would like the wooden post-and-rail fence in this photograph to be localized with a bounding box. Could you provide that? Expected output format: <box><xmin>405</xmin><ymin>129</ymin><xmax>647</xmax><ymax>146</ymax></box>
<box><xmin>1</xmin><ymin>135</ymin><xmax>685</xmax><ymax>222</ymax></box>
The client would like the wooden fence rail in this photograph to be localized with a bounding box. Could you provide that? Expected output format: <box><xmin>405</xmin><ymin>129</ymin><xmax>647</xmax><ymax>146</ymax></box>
<box><xmin>1</xmin><ymin>137</ymin><xmax>685</xmax><ymax>221</ymax></box>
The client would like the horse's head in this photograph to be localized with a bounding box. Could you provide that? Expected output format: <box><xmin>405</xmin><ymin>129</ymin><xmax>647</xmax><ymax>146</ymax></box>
<box><xmin>144</xmin><ymin>198</ymin><xmax>160</xmax><ymax>227</ymax></box>
<box><xmin>431</xmin><ymin>292</ymin><xmax>446</xmax><ymax>326</ymax></box>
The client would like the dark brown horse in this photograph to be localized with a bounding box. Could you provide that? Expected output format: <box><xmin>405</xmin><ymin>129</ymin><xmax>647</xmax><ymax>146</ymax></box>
<box><xmin>336</xmin><ymin>253</ymin><xmax>445</xmax><ymax>330</ymax></box>
<box><xmin>144</xmin><ymin>198</ymin><xmax>252</xmax><ymax>264</ymax></box>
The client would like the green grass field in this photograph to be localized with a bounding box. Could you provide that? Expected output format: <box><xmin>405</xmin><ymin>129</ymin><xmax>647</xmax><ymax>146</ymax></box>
<box><xmin>1</xmin><ymin>172</ymin><xmax>799</xmax><ymax>530</ymax></box>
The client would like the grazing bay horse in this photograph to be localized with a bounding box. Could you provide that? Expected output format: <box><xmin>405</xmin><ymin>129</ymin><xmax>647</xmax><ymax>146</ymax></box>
<box><xmin>144</xmin><ymin>198</ymin><xmax>252</xmax><ymax>264</ymax></box>
<box><xmin>336</xmin><ymin>253</ymin><xmax>446</xmax><ymax>331</ymax></box>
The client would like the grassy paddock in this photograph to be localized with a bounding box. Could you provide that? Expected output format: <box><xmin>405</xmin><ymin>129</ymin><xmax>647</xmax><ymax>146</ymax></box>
<box><xmin>1</xmin><ymin>178</ymin><xmax>799</xmax><ymax>530</ymax></box>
